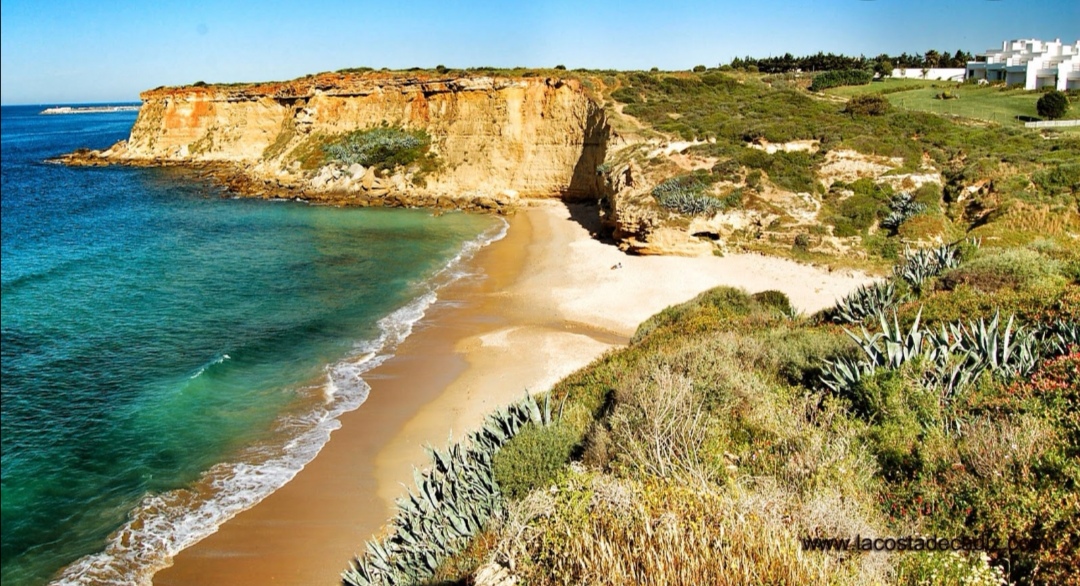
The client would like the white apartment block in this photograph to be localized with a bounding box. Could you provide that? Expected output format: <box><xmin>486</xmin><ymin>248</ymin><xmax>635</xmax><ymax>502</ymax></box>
<box><xmin>966</xmin><ymin>39</ymin><xmax>1080</xmax><ymax>91</ymax></box>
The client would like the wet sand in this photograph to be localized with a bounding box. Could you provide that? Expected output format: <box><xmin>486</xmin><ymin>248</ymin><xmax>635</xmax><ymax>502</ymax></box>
<box><xmin>154</xmin><ymin>201</ymin><xmax>873</xmax><ymax>585</ymax></box>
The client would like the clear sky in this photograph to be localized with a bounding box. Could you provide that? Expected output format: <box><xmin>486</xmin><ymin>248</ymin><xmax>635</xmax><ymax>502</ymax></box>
<box><xmin>1</xmin><ymin>0</ymin><xmax>1077</xmax><ymax>104</ymax></box>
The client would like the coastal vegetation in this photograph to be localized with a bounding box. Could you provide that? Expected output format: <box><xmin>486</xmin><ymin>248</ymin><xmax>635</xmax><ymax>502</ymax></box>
<box><xmin>728</xmin><ymin>49</ymin><xmax>976</xmax><ymax>74</ymax></box>
<box><xmin>347</xmin><ymin>240</ymin><xmax>1078</xmax><ymax>585</ymax></box>
<box><xmin>324</xmin><ymin>126</ymin><xmax>432</xmax><ymax>171</ymax></box>
<box><xmin>809</xmin><ymin>69</ymin><xmax>874</xmax><ymax>91</ymax></box>
<box><xmin>595</xmin><ymin>65</ymin><xmax>1078</xmax><ymax>264</ymax></box>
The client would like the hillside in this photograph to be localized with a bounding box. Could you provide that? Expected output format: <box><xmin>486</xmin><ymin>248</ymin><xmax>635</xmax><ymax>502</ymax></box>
<box><xmin>347</xmin><ymin>240</ymin><xmax>1079</xmax><ymax>586</ymax></box>
<box><xmin>62</xmin><ymin>68</ymin><xmax>1079</xmax><ymax>266</ymax></box>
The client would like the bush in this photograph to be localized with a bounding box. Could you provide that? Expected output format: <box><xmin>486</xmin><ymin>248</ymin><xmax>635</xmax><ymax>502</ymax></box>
<box><xmin>939</xmin><ymin>248</ymin><xmax>1063</xmax><ymax>292</ymax></box>
<box><xmin>844</xmin><ymin>94</ymin><xmax>891</xmax><ymax>116</ymax></box>
<box><xmin>693</xmin><ymin>64</ymin><xmax>707</xmax><ymax>73</ymax></box>
<box><xmin>1033</xmin><ymin>163</ymin><xmax>1080</xmax><ymax>194</ymax></box>
<box><xmin>751</xmin><ymin>290</ymin><xmax>793</xmax><ymax>316</ymax></box>
<box><xmin>324</xmin><ymin>125</ymin><xmax>430</xmax><ymax>170</ymax></box>
<box><xmin>1037</xmin><ymin>90</ymin><xmax>1070</xmax><ymax>120</ymax></box>
<box><xmin>809</xmin><ymin>69</ymin><xmax>873</xmax><ymax>91</ymax></box>
<box><xmin>630</xmin><ymin>286</ymin><xmax>759</xmax><ymax>344</ymax></box>
<box><xmin>493</xmin><ymin>421</ymin><xmax>578</xmax><ymax>500</ymax></box>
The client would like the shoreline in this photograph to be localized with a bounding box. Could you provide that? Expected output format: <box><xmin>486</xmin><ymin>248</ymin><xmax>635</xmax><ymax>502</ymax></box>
<box><xmin>153</xmin><ymin>200</ymin><xmax>874</xmax><ymax>585</ymax></box>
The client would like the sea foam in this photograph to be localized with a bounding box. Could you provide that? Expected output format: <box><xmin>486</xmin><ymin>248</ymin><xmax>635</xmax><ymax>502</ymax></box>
<box><xmin>50</xmin><ymin>218</ymin><xmax>508</xmax><ymax>586</ymax></box>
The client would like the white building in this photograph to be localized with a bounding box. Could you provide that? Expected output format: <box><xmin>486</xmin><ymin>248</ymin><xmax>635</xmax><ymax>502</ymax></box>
<box><xmin>966</xmin><ymin>39</ymin><xmax>1080</xmax><ymax>90</ymax></box>
<box><xmin>890</xmin><ymin>68</ymin><xmax>966</xmax><ymax>82</ymax></box>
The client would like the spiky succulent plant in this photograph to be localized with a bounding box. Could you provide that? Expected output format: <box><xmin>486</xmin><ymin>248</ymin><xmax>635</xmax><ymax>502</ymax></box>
<box><xmin>893</xmin><ymin>243</ymin><xmax>961</xmax><ymax>293</ymax></box>
<box><xmin>881</xmin><ymin>192</ymin><xmax>927</xmax><ymax>232</ymax></box>
<box><xmin>831</xmin><ymin>280</ymin><xmax>903</xmax><ymax>324</ymax></box>
<box><xmin>343</xmin><ymin>393</ymin><xmax>556</xmax><ymax>586</ymax></box>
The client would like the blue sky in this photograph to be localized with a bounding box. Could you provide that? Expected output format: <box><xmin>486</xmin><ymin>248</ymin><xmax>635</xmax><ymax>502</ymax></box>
<box><xmin>1</xmin><ymin>0</ymin><xmax>1077</xmax><ymax>104</ymax></box>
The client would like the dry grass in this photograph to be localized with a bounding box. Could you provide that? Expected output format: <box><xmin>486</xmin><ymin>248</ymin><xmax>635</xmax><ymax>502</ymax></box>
<box><xmin>497</xmin><ymin>470</ymin><xmax>892</xmax><ymax>586</ymax></box>
<box><xmin>959</xmin><ymin>414</ymin><xmax>1054</xmax><ymax>481</ymax></box>
<box><xmin>608</xmin><ymin>366</ymin><xmax>714</xmax><ymax>484</ymax></box>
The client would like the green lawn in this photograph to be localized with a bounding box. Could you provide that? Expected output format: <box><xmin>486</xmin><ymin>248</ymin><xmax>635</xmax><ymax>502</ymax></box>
<box><xmin>823</xmin><ymin>78</ymin><xmax>939</xmax><ymax>97</ymax></box>
<box><xmin>889</xmin><ymin>85</ymin><xmax>1080</xmax><ymax>124</ymax></box>
<box><xmin>829</xmin><ymin>80</ymin><xmax>1078</xmax><ymax>126</ymax></box>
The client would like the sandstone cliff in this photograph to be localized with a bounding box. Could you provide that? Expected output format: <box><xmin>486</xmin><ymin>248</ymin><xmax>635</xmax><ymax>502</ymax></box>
<box><xmin>87</xmin><ymin>72</ymin><xmax>610</xmax><ymax>209</ymax></box>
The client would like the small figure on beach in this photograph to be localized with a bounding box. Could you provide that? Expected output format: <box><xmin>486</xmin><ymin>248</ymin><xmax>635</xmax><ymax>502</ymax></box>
<box><xmin>610</xmin><ymin>262</ymin><xmax>623</xmax><ymax>270</ymax></box>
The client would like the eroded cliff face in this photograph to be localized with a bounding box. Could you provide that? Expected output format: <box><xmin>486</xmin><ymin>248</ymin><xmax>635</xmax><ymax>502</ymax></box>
<box><xmin>98</xmin><ymin>73</ymin><xmax>609</xmax><ymax>207</ymax></box>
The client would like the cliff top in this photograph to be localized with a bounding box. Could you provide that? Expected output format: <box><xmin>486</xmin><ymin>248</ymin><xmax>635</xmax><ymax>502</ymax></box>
<box><xmin>141</xmin><ymin>69</ymin><xmax>584</xmax><ymax>100</ymax></box>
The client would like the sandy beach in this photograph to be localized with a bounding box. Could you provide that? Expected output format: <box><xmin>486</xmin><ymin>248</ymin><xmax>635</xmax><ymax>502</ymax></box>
<box><xmin>154</xmin><ymin>201</ymin><xmax>873</xmax><ymax>585</ymax></box>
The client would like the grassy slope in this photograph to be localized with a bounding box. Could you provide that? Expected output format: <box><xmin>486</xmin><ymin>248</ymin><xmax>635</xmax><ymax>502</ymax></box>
<box><xmin>439</xmin><ymin>245</ymin><xmax>1079</xmax><ymax>586</ymax></box>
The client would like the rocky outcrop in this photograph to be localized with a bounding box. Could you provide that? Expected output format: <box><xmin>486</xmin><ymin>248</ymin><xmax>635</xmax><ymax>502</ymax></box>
<box><xmin>69</xmin><ymin>72</ymin><xmax>610</xmax><ymax>211</ymax></box>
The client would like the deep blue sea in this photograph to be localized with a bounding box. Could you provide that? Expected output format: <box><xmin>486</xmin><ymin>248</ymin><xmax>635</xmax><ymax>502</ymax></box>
<box><xmin>0</xmin><ymin>105</ymin><xmax>502</xmax><ymax>585</ymax></box>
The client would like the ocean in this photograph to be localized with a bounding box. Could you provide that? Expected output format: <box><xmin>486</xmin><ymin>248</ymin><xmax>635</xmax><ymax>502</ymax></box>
<box><xmin>0</xmin><ymin>105</ymin><xmax>503</xmax><ymax>585</ymax></box>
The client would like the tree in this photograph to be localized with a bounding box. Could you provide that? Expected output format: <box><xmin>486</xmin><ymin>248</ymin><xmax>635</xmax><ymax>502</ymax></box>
<box><xmin>1037</xmin><ymin>90</ymin><xmax>1071</xmax><ymax>120</ymax></box>
<box><xmin>924</xmin><ymin>50</ymin><xmax>941</xmax><ymax>68</ymax></box>
<box><xmin>692</xmin><ymin>64</ymin><xmax>707</xmax><ymax>72</ymax></box>
<box><xmin>874</xmin><ymin>60</ymin><xmax>895</xmax><ymax>78</ymax></box>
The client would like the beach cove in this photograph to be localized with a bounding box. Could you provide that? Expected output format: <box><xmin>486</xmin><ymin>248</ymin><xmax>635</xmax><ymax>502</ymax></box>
<box><xmin>154</xmin><ymin>200</ymin><xmax>874</xmax><ymax>585</ymax></box>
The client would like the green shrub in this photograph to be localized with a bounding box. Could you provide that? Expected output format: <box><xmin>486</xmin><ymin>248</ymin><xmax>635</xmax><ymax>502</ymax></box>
<box><xmin>844</xmin><ymin>94</ymin><xmax>891</xmax><ymax>116</ymax></box>
<box><xmin>610</xmin><ymin>87</ymin><xmax>639</xmax><ymax>104</ymax></box>
<box><xmin>1036</xmin><ymin>90</ymin><xmax>1070</xmax><ymax>120</ymax></box>
<box><xmin>755</xmin><ymin>327</ymin><xmax>855</xmax><ymax>387</ymax></box>
<box><xmin>751</xmin><ymin>290</ymin><xmax>793</xmax><ymax>316</ymax></box>
<box><xmin>809</xmin><ymin>69</ymin><xmax>873</xmax><ymax>91</ymax></box>
<box><xmin>939</xmin><ymin>248</ymin><xmax>1063</xmax><ymax>292</ymax></box>
<box><xmin>493</xmin><ymin>421</ymin><xmax>579</xmax><ymax>500</ymax></box>
<box><xmin>736</xmin><ymin>150</ymin><xmax>816</xmax><ymax>193</ymax></box>
<box><xmin>324</xmin><ymin>125</ymin><xmax>430</xmax><ymax>171</ymax></box>
<box><xmin>693</xmin><ymin>64</ymin><xmax>707</xmax><ymax>73</ymax></box>
<box><xmin>1033</xmin><ymin>163</ymin><xmax>1080</xmax><ymax>194</ymax></box>
<box><xmin>745</xmin><ymin>169</ymin><xmax>763</xmax><ymax>190</ymax></box>
<box><xmin>631</xmin><ymin>286</ymin><xmax>759</xmax><ymax>344</ymax></box>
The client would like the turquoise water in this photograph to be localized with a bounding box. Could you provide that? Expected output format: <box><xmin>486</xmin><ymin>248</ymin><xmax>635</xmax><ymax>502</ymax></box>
<box><xmin>0</xmin><ymin>105</ymin><xmax>501</xmax><ymax>585</ymax></box>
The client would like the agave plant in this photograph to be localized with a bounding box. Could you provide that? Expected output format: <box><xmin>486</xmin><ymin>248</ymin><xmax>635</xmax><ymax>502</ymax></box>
<box><xmin>854</xmin><ymin>309</ymin><xmax>927</xmax><ymax>369</ymax></box>
<box><xmin>894</xmin><ymin>243</ymin><xmax>960</xmax><ymax>294</ymax></box>
<box><xmin>831</xmin><ymin>280</ymin><xmax>902</xmax><ymax>324</ymax></box>
<box><xmin>881</xmin><ymin>192</ymin><xmax>927</xmax><ymax>232</ymax></box>
<box><xmin>952</xmin><ymin>312</ymin><xmax>1042</xmax><ymax>379</ymax></box>
<box><xmin>1039</xmin><ymin>319</ymin><xmax>1080</xmax><ymax>355</ymax></box>
<box><xmin>343</xmin><ymin>393</ymin><xmax>555</xmax><ymax>586</ymax></box>
<box><xmin>820</xmin><ymin>354</ymin><xmax>874</xmax><ymax>393</ymax></box>
<box><xmin>821</xmin><ymin>307</ymin><xmax>1074</xmax><ymax>398</ymax></box>
<box><xmin>656</xmin><ymin>191</ymin><xmax>725</xmax><ymax>215</ymax></box>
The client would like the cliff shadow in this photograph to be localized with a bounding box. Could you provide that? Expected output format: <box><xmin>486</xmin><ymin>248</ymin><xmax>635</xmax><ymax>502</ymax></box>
<box><xmin>562</xmin><ymin>105</ymin><xmax>613</xmax><ymax>242</ymax></box>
